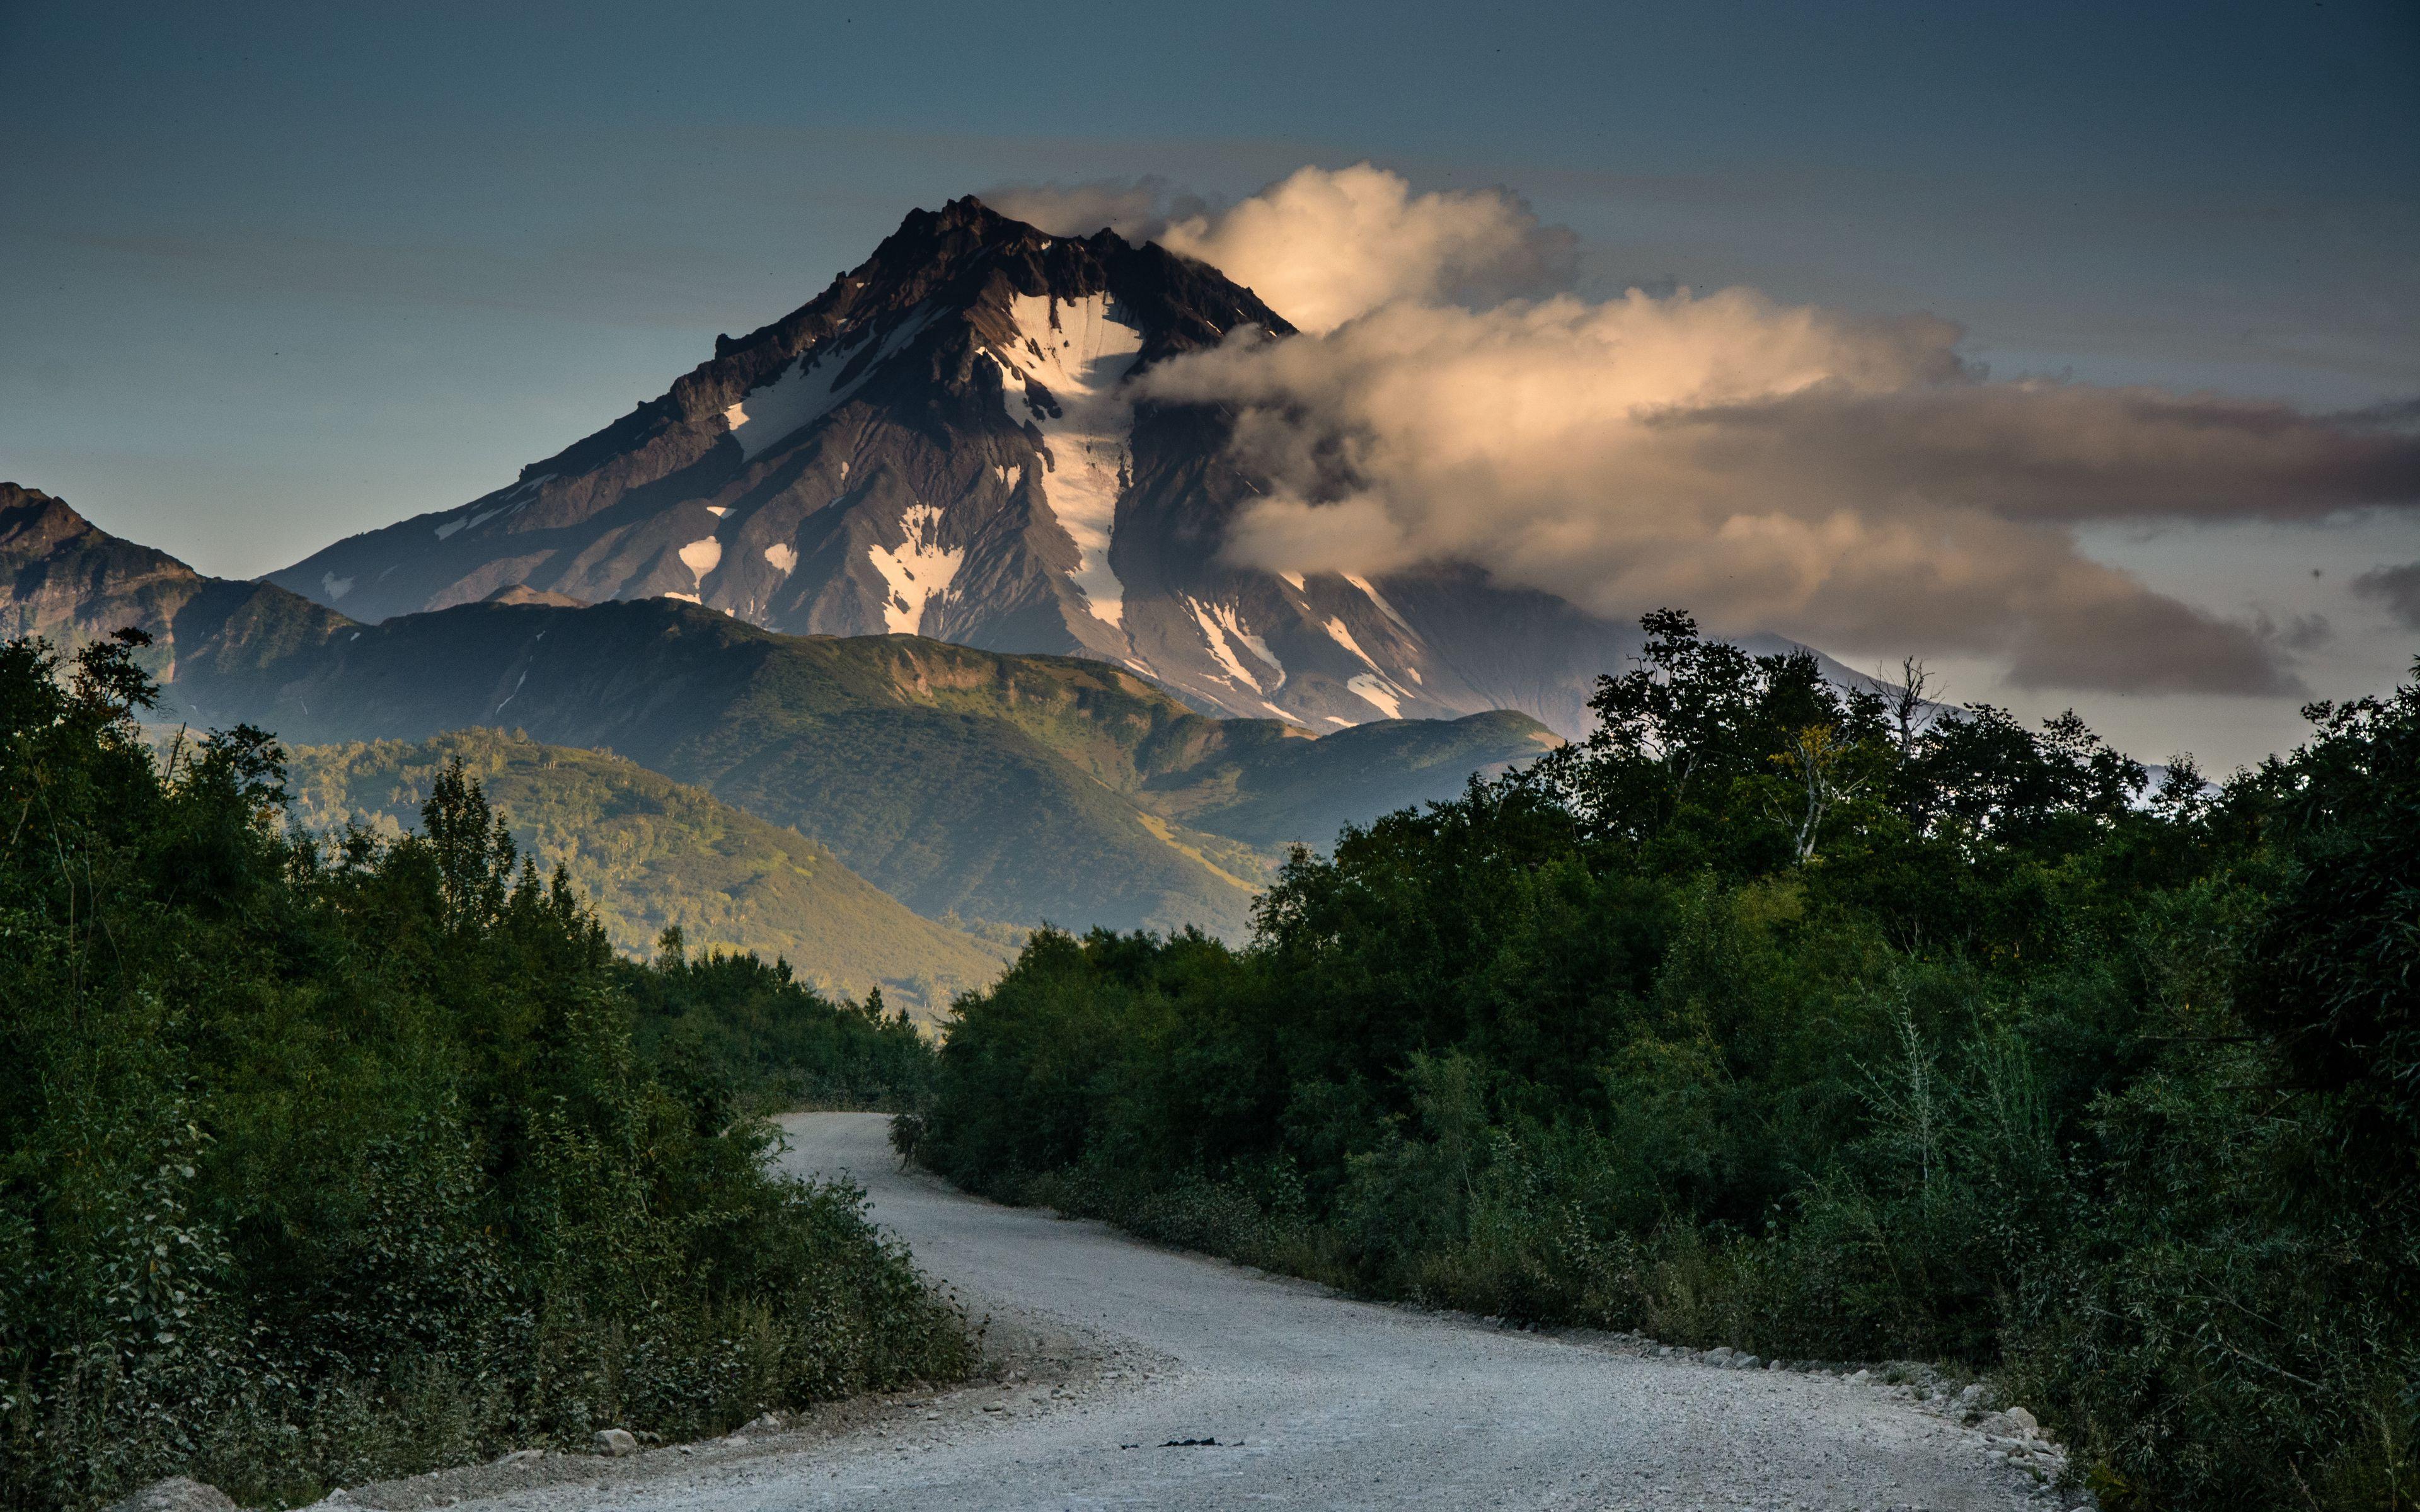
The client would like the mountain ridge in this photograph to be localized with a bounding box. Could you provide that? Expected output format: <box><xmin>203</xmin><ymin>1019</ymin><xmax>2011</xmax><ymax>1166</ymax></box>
<box><xmin>170</xmin><ymin>592</ymin><xmax>1557</xmax><ymax>934</ymax></box>
<box><xmin>6</xmin><ymin>484</ymin><xmax>1561</xmax><ymax>941</ymax></box>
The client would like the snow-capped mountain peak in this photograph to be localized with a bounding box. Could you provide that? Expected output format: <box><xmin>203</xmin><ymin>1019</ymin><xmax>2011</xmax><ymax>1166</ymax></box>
<box><xmin>268</xmin><ymin>197</ymin><xmax>1645</xmax><ymax>735</ymax></box>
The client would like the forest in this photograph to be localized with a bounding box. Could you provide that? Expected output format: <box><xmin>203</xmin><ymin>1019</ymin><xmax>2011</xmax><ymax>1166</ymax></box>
<box><xmin>907</xmin><ymin>610</ymin><xmax>2420</xmax><ymax>1510</ymax></box>
<box><xmin>0</xmin><ymin>633</ymin><xmax>965</xmax><ymax>1510</ymax></box>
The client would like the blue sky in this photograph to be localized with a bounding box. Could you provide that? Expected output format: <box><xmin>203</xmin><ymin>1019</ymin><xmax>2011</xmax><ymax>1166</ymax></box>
<box><xmin>3</xmin><ymin>0</ymin><xmax>2415</xmax><ymax>765</ymax></box>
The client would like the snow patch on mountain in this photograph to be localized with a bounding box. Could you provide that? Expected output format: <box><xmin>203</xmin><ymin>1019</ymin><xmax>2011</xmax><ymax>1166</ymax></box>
<box><xmin>1322</xmin><ymin>616</ymin><xmax>1384</xmax><ymax>674</ymax></box>
<box><xmin>1189</xmin><ymin>598</ymin><xmax>1264</xmax><ymax>692</ymax></box>
<box><xmin>1347</xmin><ymin>673</ymin><xmax>1405</xmax><ymax>719</ymax></box>
<box><xmin>991</xmin><ymin>293</ymin><xmax>1144</xmax><ymax>631</ymax></box>
<box><xmin>1344</xmin><ymin>573</ymin><xmax>1414</xmax><ymax>636</ymax></box>
<box><xmin>867</xmin><ymin>504</ymin><xmax>963</xmax><ymax>636</ymax></box>
<box><xmin>1216</xmin><ymin>605</ymin><xmax>1280</xmax><ymax>684</ymax></box>
<box><xmin>321</xmin><ymin>573</ymin><xmax>354</xmax><ymax>602</ymax></box>
<box><xmin>1201</xmin><ymin>600</ymin><xmax>1282</xmax><ymax>689</ymax></box>
<box><xmin>763</xmin><ymin>542</ymin><xmax>798</xmax><ymax>575</ymax></box>
<box><xmin>679</xmin><ymin>537</ymin><xmax>723</xmax><ymax>581</ymax></box>
<box><xmin>725</xmin><ymin>306</ymin><xmax>937</xmax><ymax>460</ymax></box>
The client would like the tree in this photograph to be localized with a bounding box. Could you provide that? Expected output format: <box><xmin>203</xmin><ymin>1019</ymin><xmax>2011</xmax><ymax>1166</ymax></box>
<box><xmin>1879</xmin><ymin>655</ymin><xmax>1938</xmax><ymax>758</ymax></box>
<box><xmin>1770</xmin><ymin>722</ymin><xmax>1870</xmax><ymax>862</ymax></box>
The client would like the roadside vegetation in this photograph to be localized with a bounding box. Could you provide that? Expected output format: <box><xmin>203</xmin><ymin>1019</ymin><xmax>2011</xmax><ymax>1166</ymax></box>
<box><xmin>905</xmin><ymin>610</ymin><xmax>2420</xmax><ymax>1510</ymax></box>
<box><xmin>0</xmin><ymin>632</ymin><xmax>970</xmax><ymax>1511</ymax></box>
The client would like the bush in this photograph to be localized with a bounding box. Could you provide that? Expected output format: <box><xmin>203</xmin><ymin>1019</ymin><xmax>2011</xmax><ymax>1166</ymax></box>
<box><xmin>0</xmin><ymin>633</ymin><xmax>971</xmax><ymax>1509</ymax></box>
<box><xmin>904</xmin><ymin>614</ymin><xmax>2420</xmax><ymax>1509</ymax></box>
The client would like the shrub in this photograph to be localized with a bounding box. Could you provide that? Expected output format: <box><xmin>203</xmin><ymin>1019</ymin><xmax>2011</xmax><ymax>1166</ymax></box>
<box><xmin>0</xmin><ymin>634</ymin><xmax>971</xmax><ymax>1509</ymax></box>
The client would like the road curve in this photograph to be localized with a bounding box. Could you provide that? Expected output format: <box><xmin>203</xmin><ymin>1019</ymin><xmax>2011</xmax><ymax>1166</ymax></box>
<box><xmin>442</xmin><ymin>1113</ymin><xmax>2068</xmax><ymax>1511</ymax></box>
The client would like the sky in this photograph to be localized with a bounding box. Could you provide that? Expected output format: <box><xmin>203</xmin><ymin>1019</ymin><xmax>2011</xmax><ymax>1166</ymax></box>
<box><xmin>3</xmin><ymin>0</ymin><xmax>2416</xmax><ymax>769</ymax></box>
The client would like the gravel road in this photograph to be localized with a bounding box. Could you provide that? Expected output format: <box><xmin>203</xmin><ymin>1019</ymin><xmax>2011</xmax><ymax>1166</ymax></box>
<box><xmin>412</xmin><ymin>1112</ymin><xmax>2076</xmax><ymax>1512</ymax></box>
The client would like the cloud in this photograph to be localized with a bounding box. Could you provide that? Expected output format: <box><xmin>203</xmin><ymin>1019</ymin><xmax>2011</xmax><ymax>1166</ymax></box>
<box><xmin>984</xmin><ymin>164</ymin><xmax>1577</xmax><ymax>333</ymax></box>
<box><xmin>1156</xmin><ymin>164</ymin><xmax>1577</xmax><ymax>333</ymax></box>
<box><xmin>1137</xmin><ymin>287</ymin><xmax>2420</xmax><ymax>696</ymax></box>
<box><xmin>2353</xmin><ymin>561</ymin><xmax>2420</xmax><ymax>630</ymax></box>
<box><xmin>991</xmin><ymin>164</ymin><xmax>2418</xmax><ymax>696</ymax></box>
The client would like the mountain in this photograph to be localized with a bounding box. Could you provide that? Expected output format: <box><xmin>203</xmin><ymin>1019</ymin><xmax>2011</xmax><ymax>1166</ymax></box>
<box><xmin>166</xmin><ymin>593</ymin><xmax>1557</xmax><ymax>935</ymax></box>
<box><xmin>1</xmin><ymin>482</ymin><xmax>350</xmax><ymax>706</ymax></box>
<box><xmin>283</xmin><ymin>728</ymin><xmax>1010</xmax><ymax>1020</ymax></box>
<box><xmin>266</xmin><ymin>198</ymin><xmax>1651</xmax><ymax>736</ymax></box>
<box><xmin>8</xmin><ymin>487</ymin><xmax>1559</xmax><ymax>938</ymax></box>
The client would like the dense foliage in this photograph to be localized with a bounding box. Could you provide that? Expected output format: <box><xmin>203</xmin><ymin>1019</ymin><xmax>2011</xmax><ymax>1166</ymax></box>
<box><xmin>626</xmin><ymin>932</ymin><xmax>935</xmax><ymax>1112</ymax></box>
<box><xmin>909</xmin><ymin>611</ymin><xmax>2420</xmax><ymax>1509</ymax></box>
<box><xmin>0</xmin><ymin>633</ymin><xmax>970</xmax><ymax>1511</ymax></box>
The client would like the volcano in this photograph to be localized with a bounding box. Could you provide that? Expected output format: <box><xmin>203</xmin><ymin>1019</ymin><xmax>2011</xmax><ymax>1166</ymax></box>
<box><xmin>270</xmin><ymin>197</ymin><xmax>1647</xmax><ymax>734</ymax></box>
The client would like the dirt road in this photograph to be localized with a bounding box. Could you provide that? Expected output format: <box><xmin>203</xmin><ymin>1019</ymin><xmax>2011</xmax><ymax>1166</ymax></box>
<box><xmin>425</xmin><ymin>1113</ymin><xmax>2073</xmax><ymax>1511</ymax></box>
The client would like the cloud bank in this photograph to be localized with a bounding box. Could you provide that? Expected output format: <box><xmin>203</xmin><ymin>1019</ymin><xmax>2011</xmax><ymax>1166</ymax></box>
<box><xmin>998</xmin><ymin>165</ymin><xmax>2420</xmax><ymax>695</ymax></box>
<box><xmin>988</xmin><ymin>164</ymin><xmax>1576</xmax><ymax>333</ymax></box>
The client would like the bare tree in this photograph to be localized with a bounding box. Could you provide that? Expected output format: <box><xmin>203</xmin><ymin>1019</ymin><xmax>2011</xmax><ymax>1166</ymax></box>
<box><xmin>1880</xmin><ymin>656</ymin><xmax>1938</xmax><ymax>757</ymax></box>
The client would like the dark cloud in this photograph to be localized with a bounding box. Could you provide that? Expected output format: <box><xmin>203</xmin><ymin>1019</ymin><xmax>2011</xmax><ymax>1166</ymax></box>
<box><xmin>2353</xmin><ymin>561</ymin><xmax>2420</xmax><ymax>630</ymax></box>
<box><xmin>1667</xmin><ymin>384</ymin><xmax>2420</xmax><ymax>524</ymax></box>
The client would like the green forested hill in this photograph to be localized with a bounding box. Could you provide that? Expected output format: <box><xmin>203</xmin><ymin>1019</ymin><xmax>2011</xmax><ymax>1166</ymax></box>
<box><xmin>285</xmin><ymin>729</ymin><xmax>1010</xmax><ymax>1019</ymax></box>
<box><xmin>169</xmin><ymin>597</ymin><xmax>1558</xmax><ymax>936</ymax></box>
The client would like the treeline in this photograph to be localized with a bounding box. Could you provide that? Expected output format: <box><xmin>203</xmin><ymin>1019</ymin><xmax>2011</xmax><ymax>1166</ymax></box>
<box><xmin>906</xmin><ymin>611</ymin><xmax>2419</xmax><ymax>1509</ymax></box>
<box><xmin>628</xmin><ymin>931</ymin><xmax>933</xmax><ymax>1113</ymax></box>
<box><xmin>0</xmin><ymin>633</ymin><xmax>968</xmax><ymax>1511</ymax></box>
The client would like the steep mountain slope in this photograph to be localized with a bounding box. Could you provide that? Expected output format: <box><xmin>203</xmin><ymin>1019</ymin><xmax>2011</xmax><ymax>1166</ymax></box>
<box><xmin>263</xmin><ymin>198</ymin><xmax>1649</xmax><ymax>735</ymax></box>
<box><xmin>284</xmin><ymin>729</ymin><xmax>1008</xmax><ymax>1019</ymax></box>
<box><xmin>1</xmin><ymin>483</ymin><xmax>351</xmax><ymax>708</ymax></box>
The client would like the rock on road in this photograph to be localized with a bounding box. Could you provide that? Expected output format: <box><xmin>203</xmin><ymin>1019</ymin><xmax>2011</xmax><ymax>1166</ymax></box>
<box><xmin>437</xmin><ymin>1113</ymin><xmax>2070</xmax><ymax>1511</ymax></box>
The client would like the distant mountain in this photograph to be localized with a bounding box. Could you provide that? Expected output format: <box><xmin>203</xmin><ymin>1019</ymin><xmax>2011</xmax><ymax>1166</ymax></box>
<box><xmin>265</xmin><ymin>197</ymin><xmax>1656</xmax><ymax>736</ymax></box>
<box><xmin>8</xmin><ymin>486</ymin><xmax>1560</xmax><ymax>939</ymax></box>
<box><xmin>168</xmin><ymin>593</ymin><xmax>1557</xmax><ymax>936</ymax></box>
<box><xmin>284</xmin><ymin>728</ymin><xmax>1009</xmax><ymax>1020</ymax></box>
<box><xmin>1</xmin><ymin>482</ymin><xmax>349</xmax><ymax>705</ymax></box>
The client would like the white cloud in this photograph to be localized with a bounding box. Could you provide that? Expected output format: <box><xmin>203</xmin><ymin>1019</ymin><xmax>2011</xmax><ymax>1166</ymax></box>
<box><xmin>1156</xmin><ymin>164</ymin><xmax>1575</xmax><ymax>333</ymax></box>
<box><xmin>985</xmin><ymin>163</ymin><xmax>1575</xmax><ymax>333</ymax></box>
<box><xmin>992</xmin><ymin>164</ymin><xmax>2420</xmax><ymax>696</ymax></box>
<box><xmin>1138</xmin><ymin>288</ymin><xmax>2420</xmax><ymax>695</ymax></box>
